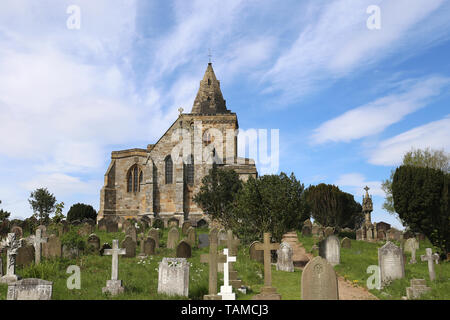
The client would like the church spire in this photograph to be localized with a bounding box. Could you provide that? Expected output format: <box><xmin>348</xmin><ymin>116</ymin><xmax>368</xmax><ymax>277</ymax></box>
<box><xmin>191</xmin><ymin>63</ymin><xmax>229</xmax><ymax>114</ymax></box>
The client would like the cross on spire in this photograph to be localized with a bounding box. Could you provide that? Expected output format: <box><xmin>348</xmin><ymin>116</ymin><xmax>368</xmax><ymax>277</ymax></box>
<box><xmin>208</xmin><ymin>48</ymin><xmax>212</xmax><ymax>63</ymax></box>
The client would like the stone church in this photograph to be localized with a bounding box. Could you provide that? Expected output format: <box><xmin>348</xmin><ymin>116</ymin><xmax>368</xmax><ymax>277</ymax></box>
<box><xmin>98</xmin><ymin>63</ymin><xmax>257</xmax><ymax>227</ymax></box>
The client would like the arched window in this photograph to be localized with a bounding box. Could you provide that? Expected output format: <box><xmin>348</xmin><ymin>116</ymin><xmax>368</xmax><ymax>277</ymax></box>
<box><xmin>127</xmin><ymin>165</ymin><xmax>143</xmax><ymax>193</ymax></box>
<box><xmin>165</xmin><ymin>155</ymin><xmax>173</xmax><ymax>184</ymax></box>
<box><xmin>186</xmin><ymin>155</ymin><xmax>194</xmax><ymax>185</ymax></box>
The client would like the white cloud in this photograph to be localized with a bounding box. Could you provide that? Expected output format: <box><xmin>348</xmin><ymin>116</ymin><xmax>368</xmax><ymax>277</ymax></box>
<box><xmin>335</xmin><ymin>173</ymin><xmax>383</xmax><ymax>197</ymax></box>
<box><xmin>310</xmin><ymin>76</ymin><xmax>449</xmax><ymax>144</ymax></box>
<box><xmin>368</xmin><ymin>116</ymin><xmax>450</xmax><ymax>166</ymax></box>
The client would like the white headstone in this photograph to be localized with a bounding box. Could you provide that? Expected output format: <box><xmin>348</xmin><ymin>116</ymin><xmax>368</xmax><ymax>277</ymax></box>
<box><xmin>218</xmin><ymin>248</ymin><xmax>236</xmax><ymax>300</ymax></box>
<box><xmin>0</xmin><ymin>233</ymin><xmax>22</xmax><ymax>284</ymax></box>
<box><xmin>378</xmin><ymin>241</ymin><xmax>405</xmax><ymax>286</ymax></box>
<box><xmin>276</xmin><ymin>242</ymin><xmax>294</xmax><ymax>272</ymax></box>
<box><xmin>158</xmin><ymin>258</ymin><xmax>189</xmax><ymax>297</ymax></box>
<box><xmin>319</xmin><ymin>235</ymin><xmax>340</xmax><ymax>266</ymax></box>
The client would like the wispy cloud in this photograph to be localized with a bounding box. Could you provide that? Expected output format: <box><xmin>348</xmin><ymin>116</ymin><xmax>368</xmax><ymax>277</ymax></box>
<box><xmin>368</xmin><ymin>116</ymin><xmax>450</xmax><ymax>166</ymax></box>
<box><xmin>335</xmin><ymin>173</ymin><xmax>383</xmax><ymax>197</ymax></box>
<box><xmin>310</xmin><ymin>76</ymin><xmax>450</xmax><ymax>144</ymax></box>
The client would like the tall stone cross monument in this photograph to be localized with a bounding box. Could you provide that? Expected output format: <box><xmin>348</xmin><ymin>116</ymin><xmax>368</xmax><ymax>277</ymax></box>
<box><xmin>218</xmin><ymin>248</ymin><xmax>236</xmax><ymax>300</ymax></box>
<box><xmin>219</xmin><ymin>230</ymin><xmax>242</xmax><ymax>288</ymax></box>
<box><xmin>421</xmin><ymin>248</ymin><xmax>440</xmax><ymax>281</ymax></box>
<box><xmin>252</xmin><ymin>232</ymin><xmax>281</xmax><ymax>300</ymax></box>
<box><xmin>102</xmin><ymin>239</ymin><xmax>126</xmax><ymax>295</ymax></box>
<box><xmin>0</xmin><ymin>233</ymin><xmax>22</xmax><ymax>284</ymax></box>
<box><xmin>33</xmin><ymin>228</ymin><xmax>48</xmax><ymax>265</ymax></box>
<box><xmin>201</xmin><ymin>228</ymin><xmax>226</xmax><ymax>300</ymax></box>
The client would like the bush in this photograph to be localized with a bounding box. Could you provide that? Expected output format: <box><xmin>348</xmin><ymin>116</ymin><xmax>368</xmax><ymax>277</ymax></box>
<box><xmin>61</xmin><ymin>228</ymin><xmax>86</xmax><ymax>251</ymax></box>
<box><xmin>67</xmin><ymin>203</ymin><xmax>97</xmax><ymax>222</ymax></box>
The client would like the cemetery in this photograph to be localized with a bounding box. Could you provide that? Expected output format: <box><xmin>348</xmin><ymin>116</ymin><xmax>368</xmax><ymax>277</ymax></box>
<box><xmin>0</xmin><ymin>218</ymin><xmax>448</xmax><ymax>300</ymax></box>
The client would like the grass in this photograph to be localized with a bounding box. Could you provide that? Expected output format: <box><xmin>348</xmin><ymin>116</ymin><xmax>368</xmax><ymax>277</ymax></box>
<box><xmin>1</xmin><ymin>227</ymin><xmax>448</xmax><ymax>300</ymax></box>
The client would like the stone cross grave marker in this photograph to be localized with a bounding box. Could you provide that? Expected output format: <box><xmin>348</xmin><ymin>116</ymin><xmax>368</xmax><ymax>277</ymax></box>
<box><xmin>301</xmin><ymin>256</ymin><xmax>339</xmax><ymax>300</ymax></box>
<box><xmin>276</xmin><ymin>242</ymin><xmax>294</xmax><ymax>272</ymax></box>
<box><xmin>421</xmin><ymin>248</ymin><xmax>439</xmax><ymax>281</ymax></box>
<box><xmin>0</xmin><ymin>233</ymin><xmax>23</xmax><ymax>284</ymax></box>
<box><xmin>102</xmin><ymin>239</ymin><xmax>126</xmax><ymax>295</ymax></box>
<box><xmin>252</xmin><ymin>232</ymin><xmax>281</xmax><ymax>300</ymax></box>
<box><xmin>158</xmin><ymin>257</ymin><xmax>189</xmax><ymax>297</ymax></box>
<box><xmin>219</xmin><ymin>230</ymin><xmax>241</xmax><ymax>287</ymax></box>
<box><xmin>33</xmin><ymin>229</ymin><xmax>48</xmax><ymax>265</ymax></box>
<box><xmin>218</xmin><ymin>248</ymin><xmax>236</xmax><ymax>300</ymax></box>
<box><xmin>378</xmin><ymin>241</ymin><xmax>405</xmax><ymax>286</ymax></box>
<box><xmin>200</xmin><ymin>229</ymin><xmax>226</xmax><ymax>300</ymax></box>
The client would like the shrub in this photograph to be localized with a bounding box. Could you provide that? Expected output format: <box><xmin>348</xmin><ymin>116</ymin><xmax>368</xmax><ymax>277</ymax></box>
<box><xmin>61</xmin><ymin>228</ymin><xmax>86</xmax><ymax>251</ymax></box>
<box><xmin>67</xmin><ymin>203</ymin><xmax>97</xmax><ymax>222</ymax></box>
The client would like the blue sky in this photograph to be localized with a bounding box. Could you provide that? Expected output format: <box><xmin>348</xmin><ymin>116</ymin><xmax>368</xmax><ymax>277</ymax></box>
<box><xmin>1</xmin><ymin>0</ymin><xmax>449</xmax><ymax>230</ymax></box>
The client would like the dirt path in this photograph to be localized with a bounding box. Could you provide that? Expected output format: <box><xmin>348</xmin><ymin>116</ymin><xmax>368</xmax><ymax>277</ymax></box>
<box><xmin>282</xmin><ymin>232</ymin><xmax>378</xmax><ymax>300</ymax></box>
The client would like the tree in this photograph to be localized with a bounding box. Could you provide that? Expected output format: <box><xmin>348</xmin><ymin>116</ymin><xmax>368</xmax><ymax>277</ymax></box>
<box><xmin>28</xmin><ymin>188</ymin><xmax>57</xmax><ymax>225</ymax></box>
<box><xmin>0</xmin><ymin>200</ymin><xmax>11</xmax><ymax>222</ymax></box>
<box><xmin>392</xmin><ymin>165</ymin><xmax>449</xmax><ymax>256</ymax></box>
<box><xmin>382</xmin><ymin>148</ymin><xmax>450</xmax><ymax>218</ymax></box>
<box><xmin>67</xmin><ymin>203</ymin><xmax>97</xmax><ymax>222</ymax></box>
<box><xmin>304</xmin><ymin>184</ymin><xmax>363</xmax><ymax>229</ymax></box>
<box><xmin>52</xmin><ymin>202</ymin><xmax>65</xmax><ymax>224</ymax></box>
<box><xmin>193</xmin><ymin>166</ymin><xmax>243</xmax><ymax>229</ymax></box>
<box><xmin>232</xmin><ymin>172</ymin><xmax>309</xmax><ymax>244</ymax></box>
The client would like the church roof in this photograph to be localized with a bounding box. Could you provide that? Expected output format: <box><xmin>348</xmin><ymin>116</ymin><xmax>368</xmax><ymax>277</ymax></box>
<box><xmin>191</xmin><ymin>63</ymin><xmax>230</xmax><ymax>114</ymax></box>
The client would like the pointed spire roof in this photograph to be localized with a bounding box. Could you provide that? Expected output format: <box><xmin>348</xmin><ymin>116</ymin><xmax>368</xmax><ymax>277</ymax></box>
<box><xmin>191</xmin><ymin>63</ymin><xmax>229</xmax><ymax>114</ymax></box>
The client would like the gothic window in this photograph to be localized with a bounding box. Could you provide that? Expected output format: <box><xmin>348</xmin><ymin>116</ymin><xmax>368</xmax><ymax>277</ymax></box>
<box><xmin>186</xmin><ymin>155</ymin><xmax>194</xmax><ymax>185</ymax></box>
<box><xmin>203</xmin><ymin>131</ymin><xmax>212</xmax><ymax>145</ymax></box>
<box><xmin>208</xmin><ymin>78</ymin><xmax>211</xmax><ymax>85</ymax></box>
<box><xmin>127</xmin><ymin>165</ymin><xmax>142</xmax><ymax>193</ymax></box>
<box><xmin>165</xmin><ymin>155</ymin><xmax>173</xmax><ymax>184</ymax></box>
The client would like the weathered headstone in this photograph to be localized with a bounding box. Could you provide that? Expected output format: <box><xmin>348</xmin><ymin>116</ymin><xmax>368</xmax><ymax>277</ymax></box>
<box><xmin>218</xmin><ymin>229</ymin><xmax>227</xmax><ymax>242</ymax></box>
<box><xmin>176</xmin><ymin>240</ymin><xmax>192</xmax><ymax>258</ymax></box>
<box><xmin>158</xmin><ymin>257</ymin><xmax>189</xmax><ymax>297</ymax></box>
<box><xmin>198</xmin><ymin>234</ymin><xmax>209</xmax><ymax>248</ymax></box>
<box><xmin>10</xmin><ymin>226</ymin><xmax>23</xmax><ymax>239</ymax></box>
<box><xmin>16</xmin><ymin>244</ymin><xmax>35</xmax><ymax>268</ymax></box>
<box><xmin>42</xmin><ymin>235</ymin><xmax>62</xmax><ymax>259</ymax></box>
<box><xmin>121</xmin><ymin>235</ymin><xmax>136</xmax><ymax>258</ymax></box>
<box><xmin>341</xmin><ymin>237</ymin><xmax>351</xmax><ymax>249</ymax></box>
<box><xmin>406</xmin><ymin>279</ymin><xmax>431</xmax><ymax>300</ymax></box>
<box><xmin>147</xmin><ymin>228</ymin><xmax>160</xmax><ymax>249</ymax></box>
<box><xmin>78</xmin><ymin>223</ymin><xmax>94</xmax><ymax>237</ymax></box>
<box><xmin>181</xmin><ymin>221</ymin><xmax>191</xmax><ymax>235</ymax></box>
<box><xmin>324</xmin><ymin>227</ymin><xmax>334</xmax><ymax>237</ymax></box>
<box><xmin>356</xmin><ymin>229</ymin><xmax>363</xmax><ymax>241</ymax></box>
<box><xmin>301</xmin><ymin>256</ymin><xmax>339</xmax><ymax>300</ymax></box>
<box><xmin>98</xmin><ymin>219</ymin><xmax>107</xmax><ymax>231</ymax></box>
<box><xmin>168</xmin><ymin>218</ymin><xmax>179</xmax><ymax>228</ymax></box>
<box><xmin>378</xmin><ymin>241</ymin><xmax>405</xmax><ymax>286</ymax></box>
<box><xmin>377</xmin><ymin>230</ymin><xmax>386</xmax><ymax>241</ymax></box>
<box><xmin>404</xmin><ymin>238</ymin><xmax>419</xmax><ymax>264</ymax></box>
<box><xmin>0</xmin><ymin>233</ymin><xmax>22</xmax><ymax>284</ymax></box>
<box><xmin>319</xmin><ymin>235</ymin><xmax>340</xmax><ymax>266</ymax></box>
<box><xmin>143</xmin><ymin>237</ymin><xmax>156</xmax><ymax>255</ymax></box>
<box><xmin>167</xmin><ymin>227</ymin><xmax>179</xmax><ymax>249</ymax></box>
<box><xmin>36</xmin><ymin>225</ymin><xmax>47</xmax><ymax>237</ymax></box>
<box><xmin>201</xmin><ymin>229</ymin><xmax>226</xmax><ymax>300</ymax></box>
<box><xmin>186</xmin><ymin>227</ymin><xmax>196</xmax><ymax>247</ymax></box>
<box><xmin>125</xmin><ymin>225</ymin><xmax>137</xmax><ymax>243</ymax></box>
<box><xmin>33</xmin><ymin>228</ymin><xmax>47</xmax><ymax>265</ymax></box>
<box><xmin>421</xmin><ymin>248</ymin><xmax>439</xmax><ymax>281</ymax></box>
<box><xmin>7</xmin><ymin>278</ymin><xmax>53</xmax><ymax>300</ymax></box>
<box><xmin>87</xmin><ymin>234</ymin><xmax>101</xmax><ymax>254</ymax></box>
<box><xmin>249</xmin><ymin>241</ymin><xmax>264</xmax><ymax>263</ymax></box>
<box><xmin>102</xmin><ymin>239</ymin><xmax>126</xmax><ymax>295</ymax></box>
<box><xmin>276</xmin><ymin>242</ymin><xmax>294</xmax><ymax>272</ymax></box>
<box><xmin>106</xmin><ymin>220</ymin><xmax>119</xmax><ymax>233</ymax></box>
<box><xmin>252</xmin><ymin>233</ymin><xmax>281</xmax><ymax>300</ymax></box>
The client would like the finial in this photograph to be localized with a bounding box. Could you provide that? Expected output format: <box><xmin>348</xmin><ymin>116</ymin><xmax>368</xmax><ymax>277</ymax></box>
<box><xmin>364</xmin><ymin>186</ymin><xmax>370</xmax><ymax>195</ymax></box>
<box><xmin>178</xmin><ymin>107</ymin><xmax>184</xmax><ymax>116</ymax></box>
<box><xmin>208</xmin><ymin>48</ymin><xmax>212</xmax><ymax>64</ymax></box>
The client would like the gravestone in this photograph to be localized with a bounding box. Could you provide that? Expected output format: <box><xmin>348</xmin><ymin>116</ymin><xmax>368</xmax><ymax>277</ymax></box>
<box><xmin>167</xmin><ymin>227</ymin><xmax>179</xmax><ymax>249</ymax></box>
<box><xmin>98</xmin><ymin>219</ymin><xmax>107</xmax><ymax>231</ymax></box>
<box><xmin>378</xmin><ymin>241</ymin><xmax>405</xmax><ymax>286</ymax></box>
<box><xmin>301</xmin><ymin>256</ymin><xmax>339</xmax><ymax>300</ymax></box>
<box><xmin>106</xmin><ymin>220</ymin><xmax>119</xmax><ymax>233</ymax></box>
<box><xmin>168</xmin><ymin>218</ymin><xmax>179</xmax><ymax>228</ymax></box>
<box><xmin>218</xmin><ymin>248</ymin><xmax>236</xmax><ymax>300</ymax></box>
<box><xmin>421</xmin><ymin>248</ymin><xmax>439</xmax><ymax>281</ymax></box>
<box><xmin>176</xmin><ymin>240</ymin><xmax>192</xmax><ymax>258</ymax></box>
<box><xmin>249</xmin><ymin>241</ymin><xmax>264</xmax><ymax>263</ymax></box>
<box><xmin>387</xmin><ymin>229</ymin><xmax>401</xmax><ymax>241</ymax></box>
<box><xmin>16</xmin><ymin>244</ymin><xmax>35</xmax><ymax>268</ymax></box>
<box><xmin>143</xmin><ymin>237</ymin><xmax>156</xmax><ymax>255</ymax></box>
<box><xmin>33</xmin><ymin>229</ymin><xmax>47</xmax><ymax>265</ymax></box>
<box><xmin>7</xmin><ymin>278</ymin><xmax>53</xmax><ymax>300</ymax></box>
<box><xmin>181</xmin><ymin>221</ymin><xmax>191</xmax><ymax>235</ymax></box>
<box><xmin>158</xmin><ymin>257</ymin><xmax>189</xmax><ymax>297</ymax></box>
<box><xmin>377</xmin><ymin>230</ymin><xmax>386</xmax><ymax>241</ymax></box>
<box><xmin>341</xmin><ymin>237</ymin><xmax>351</xmax><ymax>249</ymax></box>
<box><xmin>121</xmin><ymin>236</ymin><xmax>136</xmax><ymax>258</ymax></box>
<box><xmin>10</xmin><ymin>226</ymin><xmax>23</xmax><ymax>239</ymax></box>
<box><xmin>62</xmin><ymin>245</ymin><xmax>79</xmax><ymax>259</ymax></box>
<box><xmin>100</xmin><ymin>243</ymin><xmax>112</xmax><ymax>256</ymax></box>
<box><xmin>186</xmin><ymin>227</ymin><xmax>196</xmax><ymax>247</ymax></box>
<box><xmin>356</xmin><ymin>229</ymin><xmax>363</xmax><ymax>241</ymax></box>
<box><xmin>319</xmin><ymin>235</ymin><xmax>340</xmax><ymax>266</ymax></box>
<box><xmin>252</xmin><ymin>233</ymin><xmax>281</xmax><ymax>300</ymax></box>
<box><xmin>102</xmin><ymin>239</ymin><xmax>126</xmax><ymax>295</ymax></box>
<box><xmin>406</xmin><ymin>279</ymin><xmax>431</xmax><ymax>300</ymax></box>
<box><xmin>324</xmin><ymin>227</ymin><xmax>334</xmax><ymax>237</ymax></box>
<box><xmin>201</xmin><ymin>229</ymin><xmax>226</xmax><ymax>300</ymax></box>
<box><xmin>276</xmin><ymin>242</ymin><xmax>294</xmax><ymax>272</ymax></box>
<box><xmin>218</xmin><ymin>229</ymin><xmax>227</xmax><ymax>242</ymax></box>
<box><xmin>148</xmin><ymin>228</ymin><xmax>160</xmax><ymax>249</ymax></box>
<box><xmin>198</xmin><ymin>234</ymin><xmax>209</xmax><ymax>248</ymax></box>
<box><xmin>301</xmin><ymin>225</ymin><xmax>312</xmax><ymax>237</ymax></box>
<box><xmin>0</xmin><ymin>233</ymin><xmax>22</xmax><ymax>284</ymax></box>
<box><xmin>125</xmin><ymin>225</ymin><xmax>137</xmax><ymax>243</ymax></box>
<box><xmin>36</xmin><ymin>225</ymin><xmax>47</xmax><ymax>237</ymax></box>
<box><xmin>78</xmin><ymin>223</ymin><xmax>94</xmax><ymax>237</ymax></box>
<box><xmin>43</xmin><ymin>235</ymin><xmax>62</xmax><ymax>259</ymax></box>
<box><xmin>404</xmin><ymin>238</ymin><xmax>419</xmax><ymax>264</ymax></box>
<box><xmin>87</xmin><ymin>234</ymin><xmax>101</xmax><ymax>254</ymax></box>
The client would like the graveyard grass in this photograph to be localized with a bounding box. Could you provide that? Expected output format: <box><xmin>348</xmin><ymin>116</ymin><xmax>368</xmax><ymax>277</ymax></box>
<box><xmin>0</xmin><ymin>227</ymin><xmax>448</xmax><ymax>300</ymax></box>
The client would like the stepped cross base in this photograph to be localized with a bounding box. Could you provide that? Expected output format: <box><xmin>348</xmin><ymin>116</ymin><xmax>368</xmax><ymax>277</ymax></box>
<box><xmin>102</xmin><ymin>280</ymin><xmax>124</xmax><ymax>296</ymax></box>
<box><xmin>203</xmin><ymin>294</ymin><xmax>222</xmax><ymax>300</ymax></box>
<box><xmin>252</xmin><ymin>286</ymin><xmax>282</xmax><ymax>300</ymax></box>
<box><xmin>218</xmin><ymin>285</ymin><xmax>235</xmax><ymax>300</ymax></box>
